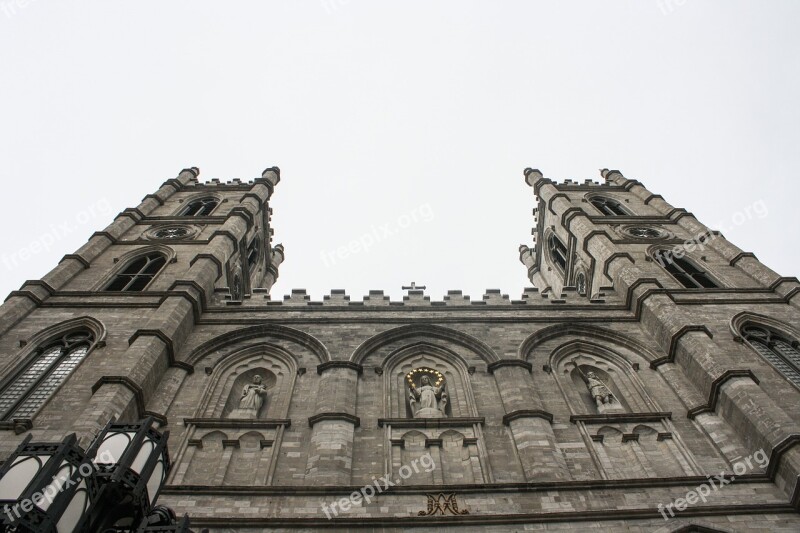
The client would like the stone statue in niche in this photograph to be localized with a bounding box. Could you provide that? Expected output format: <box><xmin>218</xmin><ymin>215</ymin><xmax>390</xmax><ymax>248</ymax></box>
<box><xmin>574</xmin><ymin>365</ymin><xmax>623</xmax><ymax>414</ymax></box>
<box><xmin>230</xmin><ymin>275</ymin><xmax>243</xmax><ymax>301</ymax></box>
<box><xmin>408</xmin><ymin>374</ymin><xmax>447</xmax><ymax>418</ymax></box>
<box><xmin>228</xmin><ymin>375</ymin><xmax>268</xmax><ymax>418</ymax></box>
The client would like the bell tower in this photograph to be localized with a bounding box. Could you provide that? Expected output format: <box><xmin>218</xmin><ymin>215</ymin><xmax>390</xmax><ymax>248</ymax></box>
<box><xmin>520</xmin><ymin>167</ymin><xmax>783</xmax><ymax>300</ymax></box>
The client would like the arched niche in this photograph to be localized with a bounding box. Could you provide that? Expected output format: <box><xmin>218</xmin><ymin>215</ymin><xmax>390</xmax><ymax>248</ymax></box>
<box><xmin>382</xmin><ymin>343</ymin><xmax>477</xmax><ymax>419</ymax></box>
<box><xmin>223</xmin><ymin>430</ymin><xmax>270</xmax><ymax>486</ymax></box>
<box><xmin>223</xmin><ymin>368</ymin><xmax>278</xmax><ymax>419</ymax></box>
<box><xmin>351</xmin><ymin>324</ymin><xmax>499</xmax><ymax>365</ymax></box>
<box><xmin>195</xmin><ymin>344</ymin><xmax>297</xmax><ymax>420</ymax></box>
<box><xmin>439</xmin><ymin>429</ymin><xmax>475</xmax><ymax>484</ymax></box>
<box><xmin>551</xmin><ymin>341</ymin><xmax>660</xmax><ymax>415</ymax></box>
<box><xmin>183</xmin><ymin>430</ymin><xmax>227</xmax><ymax>485</ymax></box>
<box><xmin>186</xmin><ymin>324</ymin><xmax>330</xmax><ymax>367</ymax></box>
<box><xmin>519</xmin><ymin>324</ymin><xmax>664</xmax><ymax>366</ymax></box>
<box><xmin>568</xmin><ymin>363</ymin><xmax>629</xmax><ymax>413</ymax></box>
<box><xmin>398</xmin><ymin>430</ymin><xmax>434</xmax><ymax>485</ymax></box>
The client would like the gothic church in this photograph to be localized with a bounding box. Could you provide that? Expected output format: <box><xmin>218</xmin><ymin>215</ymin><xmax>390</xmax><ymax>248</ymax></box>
<box><xmin>1</xmin><ymin>166</ymin><xmax>799</xmax><ymax>531</ymax></box>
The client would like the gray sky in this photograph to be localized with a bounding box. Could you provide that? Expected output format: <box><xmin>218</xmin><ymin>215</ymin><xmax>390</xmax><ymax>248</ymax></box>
<box><xmin>1</xmin><ymin>1</ymin><xmax>798</xmax><ymax>301</ymax></box>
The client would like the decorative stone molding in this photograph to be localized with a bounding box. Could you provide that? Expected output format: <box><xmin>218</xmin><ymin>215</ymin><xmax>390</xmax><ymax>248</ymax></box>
<box><xmin>128</xmin><ymin>329</ymin><xmax>194</xmax><ymax>373</ymax></box>
<box><xmin>502</xmin><ymin>410</ymin><xmax>554</xmax><ymax>426</ymax></box>
<box><xmin>90</xmin><ymin>376</ymin><xmax>167</xmax><ymax>425</ymax></box>
<box><xmin>487</xmin><ymin>360</ymin><xmax>532</xmax><ymax>374</ymax></box>
<box><xmin>569</xmin><ymin>412</ymin><xmax>672</xmax><ymax>424</ymax></box>
<box><xmin>378</xmin><ymin>417</ymin><xmax>485</xmax><ymax>428</ymax></box>
<box><xmin>686</xmin><ymin>370</ymin><xmax>759</xmax><ymax>419</ymax></box>
<box><xmin>183</xmin><ymin>418</ymin><xmax>291</xmax><ymax>429</ymax></box>
<box><xmin>316</xmin><ymin>361</ymin><xmax>363</xmax><ymax>375</ymax></box>
<box><xmin>650</xmin><ymin>325</ymin><xmax>714</xmax><ymax>369</ymax></box>
<box><xmin>308</xmin><ymin>412</ymin><xmax>360</xmax><ymax>428</ymax></box>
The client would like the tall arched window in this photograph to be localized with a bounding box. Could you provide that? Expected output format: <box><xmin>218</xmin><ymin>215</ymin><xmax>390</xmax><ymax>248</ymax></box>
<box><xmin>742</xmin><ymin>325</ymin><xmax>800</xmax><ymax>388</ymax></box>
<box><xmin>652</xmin><ymin>250</ymin><xmax>718</xmax><ymax>289</ymax></box>
<box><xmin>590</xmin><ymin>197</ymin><xmax>629</xmax><ymax>216</ymax></box>
<box><xmin>180</xmin><ymin>197</ymin><xmax>218</xmax><ymax>216</ymax></box>
<box><xmin>548</xmin><ymin>234</ymin><xmax>568</xmax><ymax>273</ymax></box>
<box><xmin>247</xmin><ymin>237</ymin><xmax>261</xmax><ymax>272</ymax></box>
<box><xmin>105</xmin><ymin>252</ymin><xmax>167</xmax><ymax>291</ymax></box>
<box><xmin>0</xmin><ymin>331</ymin><xmax>94</xmax><ymax>420</ymax></box>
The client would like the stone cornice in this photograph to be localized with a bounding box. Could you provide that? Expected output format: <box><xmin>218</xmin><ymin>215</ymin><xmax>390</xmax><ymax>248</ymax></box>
<box><xmin>503</xmin><ymin>410</ymin><xmax>553</xmax><ymax>425</ymax></box>
<box><xmin>686</xmin><ymin>370</ymin><xmax>760</xmax><ymax>419</ymax></box>
<box><xmin>161</xmin><ymin>472</ymin><xmax>770</xmax><ymax>496</ymax></box>
<box><xmin>184</xmin><ymin>418</ymin><xmax>291</xmax><ymax>429</ymax></box>
<box><xmin>569</xmin><ymin>412</ymin><xmax>672</xmax><ymax>424</ymax></box>
<box><xmin>378</xmin><ymin>417</ymin><xmax>485</xmax><ymax>428</ymax></box>
<box><xmin>308</xmin><ymin>412</ymin><xmax>360</xmax><ymax>428</ymax></box>
<box><xmin>650</xmin><ymin>325</ymin><xmax>713</xmax><ymax>369</ymax></box>
<box><xmin>730</xmin><ymin>252</ymin><xmax>758</xmax><ymax>266</ymax></box>
<box><xmin>487</xmin><ymin>360</ymin><xmax>532</xmax><ymax>374</ymax></box>
<box><xmin>316</xmin><ymin>361</ymin><xmax>363</xmax><ymax>375</ymax></box>
<box><xmin>165</xmin><ymin>502</ymin><xmax>794</xmax><ymax>529</ymax></box>
<box><xmin>90</xmin><ymin>376</ymin><xmax>167</xmax><ymax>425</ymax></box>
<box><xmin>189</xmin><ymin>253</ymin><xmax>224</xmax><ymax>280</ymax></box>
<box><xmin>59</xmin><ymin>254</ymin><xmax>91</xmax><ymax>269</ymax></box>
<box><xmin>128</xmin><ymin>329</ymin><xmax>194</xmax><ymax>373</ymax></box>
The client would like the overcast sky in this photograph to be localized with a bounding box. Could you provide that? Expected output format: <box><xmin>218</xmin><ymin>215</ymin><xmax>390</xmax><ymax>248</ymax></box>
<box><xmin>1</xmin><ymin>1</ymin><xmax>798</xmax><ymax>301</ymax></box>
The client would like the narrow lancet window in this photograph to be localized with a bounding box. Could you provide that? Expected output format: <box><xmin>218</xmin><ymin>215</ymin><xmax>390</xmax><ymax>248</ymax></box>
<box><xmin>548</xmin><ymin>234</ymin><xmax>568</xmax><ymax>272</ymax></box>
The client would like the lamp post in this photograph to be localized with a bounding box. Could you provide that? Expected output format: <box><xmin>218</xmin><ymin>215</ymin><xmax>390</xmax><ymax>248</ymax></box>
<box><xmin>0</xmin><ymin>418</ymin><xmax>191</xmax><ymax>533</ymax></box>
<box><xmin>0</xmin><ymin>433</ymin><xmax>92</xmax><ymax>533</ymax></box>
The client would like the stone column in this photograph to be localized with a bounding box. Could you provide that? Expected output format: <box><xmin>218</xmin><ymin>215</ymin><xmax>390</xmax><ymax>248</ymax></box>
<box><xmin>605</xmin><ymin>259</ymin><xmax>800</xmax><ymax>500</ymax></box>
<box><xmin>489</xmin><ymin>360</ymin><xmax>568</xmax><ymax>481</ymax></box>
<box><xmin>305</xmin><ymin>361</ymin><xmax>362</xmax><ymax>485</ymax></box>
<box><xmin>262</xmin><ymin>244</ymin><xmax>285</xmax><ymax>293</ymax></box>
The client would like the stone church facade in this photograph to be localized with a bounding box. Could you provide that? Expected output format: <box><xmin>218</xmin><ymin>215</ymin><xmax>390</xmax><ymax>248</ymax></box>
<box><xmin>0</xmin><ymin>166</ymin><xmax>799</xmax><ymax>531</ymax></box>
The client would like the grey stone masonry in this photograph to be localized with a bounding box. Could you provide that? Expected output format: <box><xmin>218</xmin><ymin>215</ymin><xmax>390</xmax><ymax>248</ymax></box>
<box><xmin>0</xmin><ymin>165</ymin><xmax>799</xmax><ymax>531</ymax></box>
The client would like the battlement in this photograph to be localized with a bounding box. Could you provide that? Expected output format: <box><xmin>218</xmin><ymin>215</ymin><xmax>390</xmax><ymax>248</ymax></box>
<box><xmin>172</xmin><ymin>166</ymin><xmax>280</xmax><ymax>189</ymax></box>
<box><xmin>219</xmin><ymin>286</ymin><xmax>618</xmax><ymax>307</ymax></box>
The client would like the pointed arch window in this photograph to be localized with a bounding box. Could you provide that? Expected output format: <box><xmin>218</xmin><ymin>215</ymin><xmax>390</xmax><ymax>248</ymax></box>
<box><xmin>180</xmin><ymin>197</ymin><xmax>218</xmax><ymax>216</ymax></box>
<box><xmin>590</xmin><ymin>196</ymin><xmax>630</xmax><ymax>216</ymax></box>
<box><xmin>653</xmin><ymin>250</ymin><xmax>718</xmax><ymax>289</ymax></box>
<box><xmin>105</xmin><ymin>252</ymin><xmax>167</xmax><ymax>291</ymax></box>
<box><xmin>247</xmin><ymin>237</ymin><xmax>261</xmax><ymax>272</ymax></box>
<box><xmin>742</xmin><ymin>325</ymin><xmax>800</xmax><ymax>388</ymax></box>
<box><xmin>0</xmin><ymin>331</ymin><xmax>94</xmax><ymax>420</ymax></box>
<box><xmin>548</xmin><ymin>234</ymin><xmax>568</xmax><ymax>273</ymax></box>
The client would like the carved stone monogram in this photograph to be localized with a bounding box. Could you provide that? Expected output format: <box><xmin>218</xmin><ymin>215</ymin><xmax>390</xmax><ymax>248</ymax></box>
<box><xmin>417</xmin><ymin>493</ymin><xmax>469</xmax><ymax>516</ymax></box>
<box><xmin>407</xmin><ymin>368</ymin><xmax>447</xmax><ymax>418</ymax></box>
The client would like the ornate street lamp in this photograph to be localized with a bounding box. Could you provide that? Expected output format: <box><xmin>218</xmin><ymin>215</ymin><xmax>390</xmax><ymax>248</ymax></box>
<box><xmin>134</xmin><ymin>507</ymin><xmax>191</xmax><ymax>532</ymax></box>
<box><xmin>81</xmin><ymin>417</ymin><xmax>170</xmax><ymax>532</ymax></box>
<box><xmin>0</xmin><ymin>418</ymin><xmax>187</xmax><ymax>533</ymax></box>
<box><xmin>0</xmin><ymin>433</ymin><xmax>93</xmax><ymax>533</ymax></box>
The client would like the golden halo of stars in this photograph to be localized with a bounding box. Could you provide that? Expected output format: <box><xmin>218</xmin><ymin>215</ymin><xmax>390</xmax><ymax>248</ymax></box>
<box><xmin>406</xmin><ymin>368</ymin><xmax>445</xmax><ymax>387</ymax></box>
